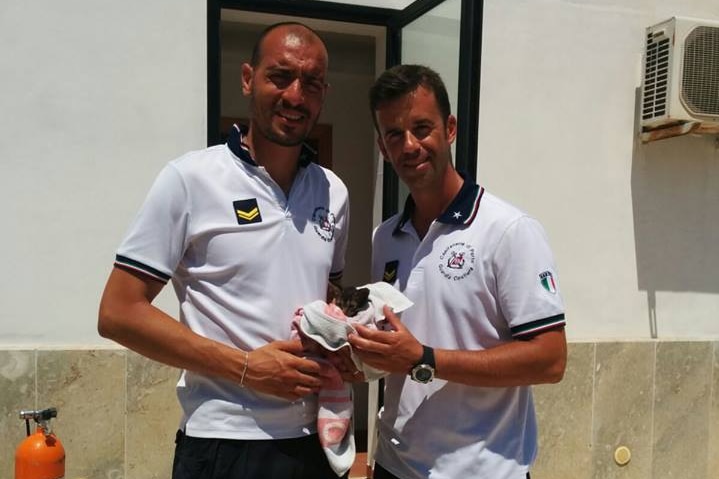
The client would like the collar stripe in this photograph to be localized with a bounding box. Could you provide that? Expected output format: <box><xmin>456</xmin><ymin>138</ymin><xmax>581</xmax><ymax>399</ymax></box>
<box><xmin>226</xmin><ymin>123</ymin><xmax>316</xmax><ymax>168</ymax></box>
<box><xmin>463</xmin><ymin>186</ymin><xmax>484</xmax><ymax>225</ymax></box>
<box><xmin>227</xmin><ymin>124</ymin><xmax>257</xmax><ymax>166</ymax></box>
<box><xmin>393</xmin><ymin>172</ymin><xmax>483</xmax><ymax>236</ymax></box>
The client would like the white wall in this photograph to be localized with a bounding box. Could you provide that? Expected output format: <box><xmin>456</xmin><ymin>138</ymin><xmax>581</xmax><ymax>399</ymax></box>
<box><xmin>478</xmin><ymin>0</ymin><xmax>719</xmax><ymax>339</ymax></box>
<box><xmin>0</xmin><ymin>0</ymin><xmax>206</xmax><ymax>346</ymax></box>
<box><xmin>2</xmin><ymin>0</ymin><xmax>718</xmax><ymax>346</ymax></box>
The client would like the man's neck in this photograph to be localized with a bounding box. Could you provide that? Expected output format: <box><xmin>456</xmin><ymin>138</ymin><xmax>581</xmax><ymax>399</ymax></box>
<box><xmin>245</xmin><ymin>127</ymin><xmax>302</xmax><ymax>195</ymax></box>
<box><xmin>410</xmin><ymin>168</ymin><xmax>464</xmax><ymax>239</ymax></box>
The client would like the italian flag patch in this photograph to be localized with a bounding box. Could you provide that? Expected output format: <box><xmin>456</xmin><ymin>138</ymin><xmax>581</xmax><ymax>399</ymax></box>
<box><xmin>539</xmin><ymin>271</ymin><xmax>557</xmax><ymax>294</ymax></box>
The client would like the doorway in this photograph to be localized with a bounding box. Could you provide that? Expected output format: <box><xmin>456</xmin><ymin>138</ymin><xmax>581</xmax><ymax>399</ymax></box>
<box><xmin>207</xmin><ymin>0</ymin><xmax>482</xmax><ymax>471</ymax></box>
<box><xmin>208</xmin><ymin>0</ymin><xmax>482</xmax><ymax>218</ymax></box>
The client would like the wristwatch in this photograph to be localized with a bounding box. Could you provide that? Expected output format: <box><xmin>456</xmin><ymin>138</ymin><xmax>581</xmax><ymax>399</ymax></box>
<box><xmin>410</xmin><ymin>345</ymin><xmax>436</xmax><ymax>384</ymax></box>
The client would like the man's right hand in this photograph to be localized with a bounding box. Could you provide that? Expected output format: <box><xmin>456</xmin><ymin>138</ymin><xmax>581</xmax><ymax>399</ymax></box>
<box><xmin>242</xmin><ymin>339</ymin><xmax>323</xmax><ymax>401</ymax></box>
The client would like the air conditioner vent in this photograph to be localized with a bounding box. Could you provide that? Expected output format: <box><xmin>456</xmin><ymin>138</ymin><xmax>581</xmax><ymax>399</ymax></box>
<box><xmin>642</xmin><ymin>35</ymin><xmax>671</xmax><ymax>120</ymax></box>
<box><xmin>681</xmin><ymin>26</ymin><xmax>719</xmax><ymax>117</ymax></box>
<box><xmin>640</xmin><ymin>17</ymin><xmax>719</xmax><ymax>141</ymax></box>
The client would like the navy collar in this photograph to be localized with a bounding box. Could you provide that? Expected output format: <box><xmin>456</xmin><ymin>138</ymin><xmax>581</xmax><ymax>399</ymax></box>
<box><xmin>226</xmin><ymin>123</ymin><xmax>315</xmax><ymax>168</ymax></box>
<box><xmin>393</xmin><ymin>172</ymin><xmax>485</xmax><ymax>235</ymax></box>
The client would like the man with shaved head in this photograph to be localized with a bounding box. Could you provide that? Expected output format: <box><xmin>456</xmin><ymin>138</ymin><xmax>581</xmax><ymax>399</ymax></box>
<box><xmin>99</xmin><ymin>22</ymin><xmax>353</xmax><ymax>478</ymax></box>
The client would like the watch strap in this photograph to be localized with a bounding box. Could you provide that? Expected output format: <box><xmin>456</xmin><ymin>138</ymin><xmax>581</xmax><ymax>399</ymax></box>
<box><xmin>416</xmin><ymin>345</ymin><xmax>435</xmax><ymax>369</ymax></box>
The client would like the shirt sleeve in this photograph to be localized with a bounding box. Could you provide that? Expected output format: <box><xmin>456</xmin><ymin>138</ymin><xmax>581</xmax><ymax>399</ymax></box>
<box><xmin>114</xmin><ymin>163</ymin><xmax>190</xmax><ymax>283</ymax></box>
<box><xmin>493</xmin><ymin>215</ymin><xmax>566</xmax><ymax>338</ymax></box>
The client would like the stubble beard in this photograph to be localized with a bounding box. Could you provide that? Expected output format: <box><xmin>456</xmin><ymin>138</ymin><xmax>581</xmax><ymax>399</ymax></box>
<box><xmin>251</xmin><ymin>98</ymin><xmax>317</xmax><ymax>147</ymax></box>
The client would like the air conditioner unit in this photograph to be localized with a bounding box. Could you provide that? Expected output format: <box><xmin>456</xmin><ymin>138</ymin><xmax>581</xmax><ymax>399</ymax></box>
<box><xmin>640</xmin><ymin>16</ymin><xmax>719</xmax><ymax>142</ymax></box>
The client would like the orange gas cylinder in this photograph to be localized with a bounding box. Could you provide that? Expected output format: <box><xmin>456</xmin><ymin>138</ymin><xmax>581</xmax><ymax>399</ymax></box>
<box><xmin>15</xmin><ymin>408</ymin><xmax>65</xmax><ymax>479</ymax></box>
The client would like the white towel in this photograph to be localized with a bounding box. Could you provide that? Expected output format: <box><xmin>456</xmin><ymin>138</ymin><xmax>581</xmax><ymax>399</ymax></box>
<box><xmin>293</xmin><ymin>282</ymin><xmax>413</xmax><ymax>476</ymax></box>
<box><xmin>299</xmin><ymin>281</ymin><xmax>413</xmax><ymax>380</ymax></box>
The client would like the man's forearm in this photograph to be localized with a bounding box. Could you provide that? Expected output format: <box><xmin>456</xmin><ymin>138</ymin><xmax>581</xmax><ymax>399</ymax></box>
<box><xmin>433</xmin><ymin>328</ymin><xmax>567</xmax><ymax>387</ymax></box>
<box><xmin>98</xmin><ymin>267</ymin><xmax>247</xmax><ymax>383</ymax></box>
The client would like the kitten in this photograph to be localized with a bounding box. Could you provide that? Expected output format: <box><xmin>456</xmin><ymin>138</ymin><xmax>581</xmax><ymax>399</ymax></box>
<box><xmin>327</xmin><ymin>283</ymin><xmax>370</xmax><ymax>317</ymax></box>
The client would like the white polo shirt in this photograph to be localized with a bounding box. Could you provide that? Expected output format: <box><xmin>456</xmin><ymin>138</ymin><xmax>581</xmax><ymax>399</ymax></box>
<box><xmin>115</xmin><ymin>125</ymin><xmax>349</xmax><ymax>440</ymax></box>
<box><xmin>372</xmin><ymin>175</ymin><xmax>565</xmax><ymax>479</ymax></box>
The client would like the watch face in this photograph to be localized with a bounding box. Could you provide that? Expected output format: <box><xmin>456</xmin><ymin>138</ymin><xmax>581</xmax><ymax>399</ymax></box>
<box><xmin>412</xmin><ymin>364</ymin><xmax>434</xmax><ymax>383</ymax></box>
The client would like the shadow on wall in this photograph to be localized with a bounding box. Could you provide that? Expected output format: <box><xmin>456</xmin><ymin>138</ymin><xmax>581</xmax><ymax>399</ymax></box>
<box><xmin>630</xmin><ymin>88</ymin><xmax>719</xmax><ymax>333</ymax></box>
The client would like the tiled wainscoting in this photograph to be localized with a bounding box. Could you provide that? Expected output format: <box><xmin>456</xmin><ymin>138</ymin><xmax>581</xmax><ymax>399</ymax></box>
<box><xmin>2</xmin><ymin>342</ymin><xmax>718</xmax><ymax>479</ymax></box>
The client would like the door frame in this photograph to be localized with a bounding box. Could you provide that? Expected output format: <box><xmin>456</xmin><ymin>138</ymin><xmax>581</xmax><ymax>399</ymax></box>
<box><xmin>207</xmin><ymin>0</ymin><xmax>482</xmax><ymax>218</ymax></box>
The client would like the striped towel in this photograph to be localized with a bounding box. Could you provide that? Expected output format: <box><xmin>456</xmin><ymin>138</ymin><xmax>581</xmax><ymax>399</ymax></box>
<box><xmin>291</xmin><ymin>282</ymin><xmax>413</xmax><ymax>476</ymax></box>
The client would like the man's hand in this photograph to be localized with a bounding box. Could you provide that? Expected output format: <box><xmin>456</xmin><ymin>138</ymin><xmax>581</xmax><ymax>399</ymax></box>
<box><xmin>243</xmin><ymin>339</ymin><xmax>324</xmax><ymax>401</ymax></box>
<box><xmin>348</xmin><ymin>306</ymin><xmax>423</xmax><ymax>374</ymax></box>
<box><xmin>324</xmin><ymin>347</ymin><xmax>366</xmax><ymax>383</ymax></box>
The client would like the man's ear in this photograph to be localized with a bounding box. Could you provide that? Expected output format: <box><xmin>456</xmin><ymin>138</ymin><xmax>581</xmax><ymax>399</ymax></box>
<box><xmin>446</xmin><ymin>114</ymin><xmax>457</xmax><ymax>144</ymax></box>
<box><xmin>241</xmin><ymin>63</ymin><xmax>253</xmax><ymax>97</ymax></box>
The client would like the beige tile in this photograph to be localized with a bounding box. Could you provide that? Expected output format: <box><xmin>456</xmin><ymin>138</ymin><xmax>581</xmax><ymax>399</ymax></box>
<box><xmin>592</xmin><ymin>342</ymin><xmax>654</xmax><ymax>479</ymax></box>
<box><xmin>532</xmin><ymin>342</ymin><xmax>594</xmax><ymax>479</ymax></box>
<box><xmin>126</xmin><ymin>352</ymin><xmax>182</xmax><ymax>479</ymax></box>
<box><xmin>37</xmin><ymin>349</ymin><xmax>125</xmax><ymax>479</ymax></box>
<box><xmin>0</xmin><ymin>350</ymin><xmax>36</xmax><ymax>479</ymax></box>
<box><xmin>708</xmin><ymin>342</ymin><xmax>719</xmax><ymax>478</ymax></box>
<box><xmin>652</xmin><ymin>341</ymin><xmax>712</xmax><ymax>479</ymax></box>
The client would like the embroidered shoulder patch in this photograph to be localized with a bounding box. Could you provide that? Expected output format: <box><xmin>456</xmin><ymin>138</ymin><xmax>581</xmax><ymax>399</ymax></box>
<box><xmin>539</xmin><ymin>270</ymin><xmax>557</xmax><ymax>294</ymax></box>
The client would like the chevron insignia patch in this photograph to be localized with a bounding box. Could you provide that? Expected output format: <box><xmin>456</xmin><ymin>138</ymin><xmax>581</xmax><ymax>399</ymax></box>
<box><xmin>233</xmin><ymin>199</ymin><xmax>262</xmax><ymax>225</ymax></box>
<box><xmin>383</xmin><ymin>260</ymin><xmax>399</xmax><ymax>283</ymax></box>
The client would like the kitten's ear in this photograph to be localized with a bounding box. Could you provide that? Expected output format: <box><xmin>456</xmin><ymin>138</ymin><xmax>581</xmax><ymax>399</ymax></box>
<box><xmin>357</xmin><ymin>287</ymin><xmax>370</xmax><ymax>304</ymax></box>
<box><xmin>327</xmin><ymin>282</ymin><xmax>342</xmax><ymax>303</ymax></box>
<box><xmin>340</xmin><ymin>287</ymin><xmax>355</xmax><ymax>304</ymax></box>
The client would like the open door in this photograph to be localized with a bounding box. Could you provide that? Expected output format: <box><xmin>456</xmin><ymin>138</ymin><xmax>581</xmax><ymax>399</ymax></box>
<box><xmin>382</xmin><ymin>0</ymin><xmax>483</xmax><ymax>216</ymax></box>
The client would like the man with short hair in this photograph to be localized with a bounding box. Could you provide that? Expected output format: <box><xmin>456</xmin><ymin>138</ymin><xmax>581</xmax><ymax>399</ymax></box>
<box><xmin>349</xmin><ymin>64</ymin><xmax>567</xmax><ymax>479</ymax></box>
<box><xmin>98</xmin><ymin>22</ymin><xmax>352</xmax><ymax>479</ymax></box>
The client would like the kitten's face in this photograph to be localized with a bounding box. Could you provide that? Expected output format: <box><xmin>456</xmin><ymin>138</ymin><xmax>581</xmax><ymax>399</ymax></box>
<box><xmin>331</xmin><ymin>286</ymin><xmax>370</xmax><ymax>317</ymax></box>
